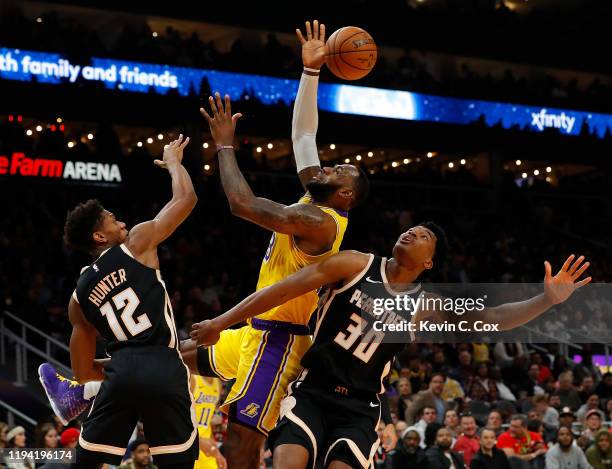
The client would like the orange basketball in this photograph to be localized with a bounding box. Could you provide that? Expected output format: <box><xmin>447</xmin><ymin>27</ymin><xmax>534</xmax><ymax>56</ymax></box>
<box><xmin>324</xmin><ymin>26</ymin><xmax>377</xmax><ymax>81</ymax></box>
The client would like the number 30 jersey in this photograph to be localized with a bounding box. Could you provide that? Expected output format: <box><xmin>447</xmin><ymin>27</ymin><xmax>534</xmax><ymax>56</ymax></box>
<box><xmin>302</xmin><ymin>255</ymin><xmax>421</xmax><ymax>395</ymax></box>
<box><xmin>72</xmin><ymin>243</ymin><xmax>179</xmax><ymax>354</ymax></box>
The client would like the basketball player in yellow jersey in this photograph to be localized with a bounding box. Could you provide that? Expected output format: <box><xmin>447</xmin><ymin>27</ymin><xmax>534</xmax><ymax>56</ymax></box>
<box><xmin>181</xmin><ymin>21</ymin><xmax>369</xmax><ymax>468</ymax></box>
<box><xmin>191</xmin><ymin>375</ymin><xmax>226</xmax><ymax>469</ymax></box>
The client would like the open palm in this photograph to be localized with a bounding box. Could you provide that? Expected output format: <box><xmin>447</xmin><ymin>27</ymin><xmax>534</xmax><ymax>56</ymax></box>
<box><xmin>296</xmin><ymin>20</ymin><xmax>326</xmax><ymax>70</ymax></box>
<box><xmin>544</xmin><ymin>254</ymin><xmax>591</xmax><ymax>304</ymax></box>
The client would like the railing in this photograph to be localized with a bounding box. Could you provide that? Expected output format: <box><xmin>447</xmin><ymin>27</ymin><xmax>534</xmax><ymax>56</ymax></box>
<box><xmin>0</xmin><ymin>399</ymin><xmax>37</xmax><ymax>443</ymax></box>
<box><xmin>0</xmin><ymin>311</ymin><xmax>71</xmax><ymax>386</ymax></box>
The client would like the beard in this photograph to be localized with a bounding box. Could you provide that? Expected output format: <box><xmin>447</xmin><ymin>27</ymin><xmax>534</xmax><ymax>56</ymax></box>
<box><xmin>305</xmin><ymin>179</ymin><xmax>341</xmax><ymax>203</ymax></box>
<box><xmin>437</xmin><ymin>440</ymin><xmax>452</xmax><ymax>450</ymax></box>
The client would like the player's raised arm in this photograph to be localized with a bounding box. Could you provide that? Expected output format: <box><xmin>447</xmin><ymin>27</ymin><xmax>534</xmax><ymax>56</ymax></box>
<box><xmin>126</xmin><ymin>135</ymin><xmax>197</xmax><ymax>256</ymax></box>
<box><xmin>293</xmin><ymin>20</ymin><xmax>326</xmax><ymax>190</ymax></box>
<box><xmin>201</xmin><ymin>93</ymin><xmax>336</xmax><ymax>243</ymax></box>
<box><xmin>68</xmin><ymin>297</ymin><xmax>104</xmax><ymax>383</ymax></box>
<box><xmin>190</xmin><ymin>250</ymin><xmax>369</xmax><ymax>345</ymax></box>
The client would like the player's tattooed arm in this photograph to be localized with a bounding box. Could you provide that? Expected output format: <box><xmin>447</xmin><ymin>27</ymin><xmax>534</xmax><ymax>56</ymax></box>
<box><xmin>68</xmin><ymin>298</ymin><xmax>104</xmax><ymax>383</ymax></box>
<box><xmin>127</xmin><ymin>135</ymin><xmax>197</xmax><ymax>257</ymax></box>
<box><xmin>202</xmin><ymin>93</ymin><xmax>336</xmax><ymax>245</ymax></box>
<box><xmin>191</xmin><ymin>250</ymin><xmax>370</xmax><ymax>345</ymax></box>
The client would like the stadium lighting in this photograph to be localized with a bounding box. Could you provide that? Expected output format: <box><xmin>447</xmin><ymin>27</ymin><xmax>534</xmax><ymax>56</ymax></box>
<box><xmin>56</xmin><ymin>117</ymin><xmax>62</xmax><ymax>123</ymax></box>
<box><xmin>403</xmin><ymin>158</ymin><xmax>410</xmax><ymax>164</ymax></box>
<box><xmin>515</xmin><ymin>160</ymin><xmax>522</xmax><ymax>166</ymax></box>
<box><xmin>256</xmin><ymin>146</ymin><xmax>262</xmax><ymax>153</ymax></box>
<box><xmin>522</xmin><ymin>172</ymin><xmax>528</xmax><ymax>179</ymax></box>
<box><xmin>267</xmin><ymin>143</ymin><xmax>273</xmax><ymax>149</ymax></box>
<box><xmin>152</xmin><ymin>32</ymin><xmax>158</xmax><ymax>38</ymax></box>
<box><xmin>448</xmin><ymin>162</ymin><xmax>454</xmax><ymax>168</ymax></box>
<box><xmin>546</xmin><ymin>177</ymin><xmax>552</xmax><ymax>182</ymax></box>
<box><xmin>36</xmin><ymin>17</ymin><xmax>42</xmax><ymax>23</ymax></box>
<box><xmin>344</xmin><ymin>158</ymin><xmax>350</xmax><ymax>163</ymax></box>
<box><xmin>329</xmin><ymin>144</ymin><xmax>336</xmax><ymax>150</ymax></box>
<box><xmin>157</xmin><ymin>133</ymin><xmax>163</xmax><ymax>140</ymax></box>
<box><xmin>204</xmin><ymin>164</ymin><xmax>210</xmax><ymax>171</ymax></box>
<box><xmin>427</xmin><ymin>152</ymin><xmax>433</xmax><ymax>158</ymax></box>
<box><xmin>203</xmin><ymin>142</ymin><xmax>209</xmax><ymax>148</ymax></box>
<box><xmin>356</xmin><ymin>155</ymin><xmax>362</xmax><ymax>161</ymax></box>
<box><xmin>87</xmin><ymin>133</ymin><xmax>94</xmax><ymax>140</ymax></box>
<box><xmin>137</xmin><ymin>141</ymin><xmax>143</xmax><ymax>147</ymax></box>
<box><xmin>36</xmin><ymin>125</ymin><xmax>42</xmax><ymax>132</ymax></box>
<box><xmin>546</xmin><ymin>166</ymin><xmax>552</xmax><ymax>173</ymax></box>
<box><xmin>367</xmin><ymin>151</ymin><xmax>374</xmax><ymax>157</ymax></box>
<box><xmin>26</xmin><ymin>129</ymin><xmax>33</xmax><ymax>136</ymax></box>
<box><xmin>147</xmin><ymin>137</ymin><xmax>153</xmax><ymax>144</ymax></box>
<box><xmin>67</xmin><ymin>141</ymin><xmax>75</xmax><ymax>148</ymax></box>
<box><xmin>534</xmin><ymin>169</ymin><xmax>540</xmax><ymax>176</ymax></box>
<box><xmin>460</xmin><ymin>159</ymin><xmax>466</xmax><ymax>165</ymax></box>
<box><xmin>391</xmin><ymin>162</ymin><xmax>398</xmax><ymax>168</ymax></box>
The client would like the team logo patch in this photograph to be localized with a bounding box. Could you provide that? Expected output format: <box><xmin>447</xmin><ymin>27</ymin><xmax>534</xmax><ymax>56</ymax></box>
<box><xmin>240</xmin><ymin>403</ymin><xmax>260</xmax><ymax>418</ymax></box>
<box><xmin>93</xmin><ymin>264</ymin><xmax>99</xmax><ymax>272</ymax></box>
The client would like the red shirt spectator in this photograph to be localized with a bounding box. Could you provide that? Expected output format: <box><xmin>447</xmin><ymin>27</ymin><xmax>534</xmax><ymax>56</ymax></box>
<box><xmin>453</xmin><ymin>414</ymin><xmax>481</xmax><ymax>467</ymax></box>
<box><xmin>497</xmin><ymin>416</ymin><xmax>547</xmax><ymax>459</ymax></box>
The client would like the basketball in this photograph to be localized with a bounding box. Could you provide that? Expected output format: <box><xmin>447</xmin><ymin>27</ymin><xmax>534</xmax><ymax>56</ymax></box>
<box><xmin>325</xmin><ymin>26</ymin><xmax>377</xmax><ymax>80</ymax></box>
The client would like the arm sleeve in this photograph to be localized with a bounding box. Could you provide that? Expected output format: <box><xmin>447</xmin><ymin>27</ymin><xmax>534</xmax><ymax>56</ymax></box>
<box><xmin>380</xmin><ymin>392</ymin><xmax>393</xmax><ymax>425</ymax></box>
<box><xmin>291</xmin><ymin>72</ymin><xmax>320</xmax><ymax>172</ymax></box>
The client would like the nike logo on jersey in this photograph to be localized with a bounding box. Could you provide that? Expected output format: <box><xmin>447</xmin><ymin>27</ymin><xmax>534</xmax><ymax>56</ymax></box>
<box><xmin>365</xmin><ymin>276</ymin><xmax>382</xmax><ymax>283</ymax></box>
<box><xmin>370</xmin><ymin>401</ymin><xmax>380</xmax><ymax>407</ymax></box>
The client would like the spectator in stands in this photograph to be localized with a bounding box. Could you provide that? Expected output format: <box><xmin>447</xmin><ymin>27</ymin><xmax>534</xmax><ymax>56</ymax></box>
<box><xmin>425</xmin><ymin>425</ymin><xmax>466</xmax><ymax>468</ymax></box>
<box><xmin>578</xmin><ymin>376</ymin><xmax>597</xmax><ymax>402</ymax></box>
<box><xmin>558</xmin><ymin>407</ymin><xmax>577</xmax><ymax>430</ymax></box>
<box><xmin>595</xmin><ymin>373</ymin><xmax>612</xmax><ymax>401</ymax></box>
<box><xmin>414</xmin><ymin>406</ymin><xmax>439</xmax><ymax>448</ymax></box>
<box><xmin>555</xmin><ymin>371</ymin><xmax>582</xmax><ymax>411</ymax></box>
<box><xmin>35</xmin><ymin>422</ymin><xmax>58</xmax><ymax>449</ymax></box>
<box><xmin>467</xmin><ymin>362</ymin><xmax>500</xmax><ymax>402</ymax></box>
<box><xmin>2</xmin><ymin>426</ymin><xmax>33</xmax><ymax>469</ymax></box>
<box><xmin>0</xmin><ymin>422</ymin><xmax>7</xmax><ymax>448</ymax></box>
<box><xmin>452</xmin><ymin>350</ymin><xmax>475</xmax><ymax>388</ymax></box>
<box><xmin>527</xmin><ymin>364</ymin><xmax>546</xmax><ymax>395</ymax></box>
<box><xmin>545</xmin><ymin>426</ymin><xmax>591</xmax><ymax>469</ymax></box>
<box><xmin>397</xmin><ymin>377</ymin><xmax>414</xmax><ymax>422</ymax></box>
<box><xmin>489</xmin><ymin>366</ymin><xmax>517</xmax><ymax>402</ymax></box>
<box><xmin>533</xmin><ymin>394</ymin><xmax>559</xmax><ymax>430</ymax></box>
<box><xmin>582</xmin><ymin>409</ymin><xmax>604</xmax><ymax>443</ymax></box>
<box><xmin>444</xmin><ymin>409</ymin><xmax>461</xmax><ymax>439</ymax></box>
<box><xmin>472</xmin><ymin>343</ymin><xmax>490</xmax><ymax>364</ymax></box>
<box><xmin>577</xmin><ymin>393</ymin><xmax>602</xmax><ymax>422</ymax></box>
<box><xmin>485</xmin><ymin>410</ymin><xmax>504</xmax><ymax>436</ymax></box>
<box><xmin>60</xmin><ymin>428</ymin><xmax>79</xmax><ymax>448</ymax></box>
<box><xmin>453</xmin><ymin>413</ymin><xmax>481</xmax><ymax>467</ymax></box>
<box><xmin>585</xmin><ymin>429</ymin><xmax>612</xmax><ymax>469</ymax></box>
<box><xmin>384</xmin><ymin>427</ymin><xmax>430</xmax><ymax>469</ymax></box>
<box><xmin>374</xmin><ymin>421</ymin><xmax>389</xmax><ymax>468</ymax></box>
<box><xmin>471</xmin><ymin>428</ymin><xmax>512</xmax><ymax>469</ymax></box>
<box><xmin>494</xmin><ymin>343</ymin><xmax>526</xmax><ymax>369</ymax></box>
<box><xmin>395</xmin><ymin>420</ymin><xmax>408</xmax><ymax>437</ymax></box>
<box><xmin>118</xmin><ymin>439</ymin><xmax>157</xmax><ymax>469</ymax></box>
<box><xmin>406</xmin><ymin>373</ymin><xmax>448</xmax><ymax>425</ymax></box>
<box><xmin>496</xmin><ymin>414</ymin><xmax>547</xmax><ymax>468</ymax></box>
<box><xmin>530</xmin><ymin>353</ymin><xmax>552</xmax><ymax>385</ymax></box>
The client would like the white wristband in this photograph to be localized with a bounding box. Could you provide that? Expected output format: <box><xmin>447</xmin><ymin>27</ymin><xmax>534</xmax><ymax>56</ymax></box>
<box><xmin>303</xmin><ymin>67</ymin><xmax>320</xmax><ymax>74</ymax></box>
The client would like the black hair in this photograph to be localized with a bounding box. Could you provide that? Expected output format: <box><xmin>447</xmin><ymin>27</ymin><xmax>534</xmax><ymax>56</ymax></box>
<box><xmin>63</xmin><ymin>199</ymin><xmax>105</xmax><ymax>255</ymax></box>
<box><xmin>430</xmin><ymin>371</ymin><xmax>446</xmax><ymax>382</ymax></box>
<box><xmin>350</xmin><ymin>167</ymin><xmax>370</xmax><ymax>209</ymax></box>
<box><xmin>556</xmin><ymin>425</ymin><xmax>575</xmax><ymax>440</ymax></box>
<box><xmin>420</xmin><ymin>220</ymin><xmax>449</xmax><ymax>273</ymax></box>
<box><xmin>129</xmin><ymin>438</ymin><xmax>149</xmax><ymax>453</ymax></box>
<box><xmin>424</xmin><ymin>422</ymin><xmax>444</xmax><ymax>448</ymax></box>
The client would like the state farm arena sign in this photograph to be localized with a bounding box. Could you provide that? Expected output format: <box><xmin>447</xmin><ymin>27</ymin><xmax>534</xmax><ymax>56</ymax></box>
<box><xmin>0</xmin><ymin>152</ymin><xmax>121</xmax><ymax>184</ymax></box>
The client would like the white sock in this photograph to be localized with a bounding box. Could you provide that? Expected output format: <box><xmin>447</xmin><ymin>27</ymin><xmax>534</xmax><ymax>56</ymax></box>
<box><xmin>83</xmin><ymin>381</ymin><xmax>101</xmax><ymax>400</ymax></box>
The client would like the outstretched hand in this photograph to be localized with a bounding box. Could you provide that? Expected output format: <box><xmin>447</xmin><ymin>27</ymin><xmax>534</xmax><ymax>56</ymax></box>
<box><xmin>296</xmin><ymin>20</ymin><xmax>326</xmax><ymax>70</ymax></box>
<box><xmin>200</xmin><ymin>92</ymin><xmax>242</xmax><ymax>147</ymax></box>
<box><xmin>544</xmin><ymin>254</ymin><xmax>591</xmax><ymax>304</ymax></box>
<box><xmin>154</xmin><ymin>134</ymin><xmax>190</xmax><ymax>169</ymax></box>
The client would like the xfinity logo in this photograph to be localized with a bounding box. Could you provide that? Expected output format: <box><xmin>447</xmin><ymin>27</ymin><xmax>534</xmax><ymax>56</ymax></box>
<box><xmin>531</xmin><ymin>109</ymin><xmax>576</xmax><ymax>134</ymax></box>
<box><xmin>0</xmin><ymin>152</ymin><xmax>122</xmax><ymax>183</ymax></box>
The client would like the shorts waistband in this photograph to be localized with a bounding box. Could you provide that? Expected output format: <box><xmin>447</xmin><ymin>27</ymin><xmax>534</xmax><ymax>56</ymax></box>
<box><xmin>250</xmin><ymin>318</ymin><xmax>310</xmax><ymax>335</ymax></box>
<box><xmin>301</xmin><ymin>372</ymin><xmax>377</xmax><ymax>400</ymax></box>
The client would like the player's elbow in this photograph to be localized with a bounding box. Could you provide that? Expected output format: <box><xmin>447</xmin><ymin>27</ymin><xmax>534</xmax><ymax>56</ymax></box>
<box><xmin>227</xmin><ymin>194</ymin><xmax>251</xmax><ymax>217</ymax></box>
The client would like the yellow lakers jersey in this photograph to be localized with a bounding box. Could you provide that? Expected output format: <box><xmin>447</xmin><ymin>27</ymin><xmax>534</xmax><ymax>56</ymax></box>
<box><xmin>255</xmin><ymin>195</ymin><xmax>348</xmax><ymax>325</ymax></box>
<box><xmin>193</xmin><ymin>375</ymin><xmax>221</xmax><ymax>439</ymax></box>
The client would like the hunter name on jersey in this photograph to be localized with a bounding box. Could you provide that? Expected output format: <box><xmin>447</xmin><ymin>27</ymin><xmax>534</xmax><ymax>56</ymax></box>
<box><xmin>87</xmin><ymin>268</ymin><xmax>128</xmax><ymax>306</ymax></box>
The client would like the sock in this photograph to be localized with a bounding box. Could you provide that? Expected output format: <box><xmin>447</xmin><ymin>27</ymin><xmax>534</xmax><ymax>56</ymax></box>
<box><xmin>83</xmin><ymin>381</ymin><xmax>101</xmax><ymax>400</ymax></box>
